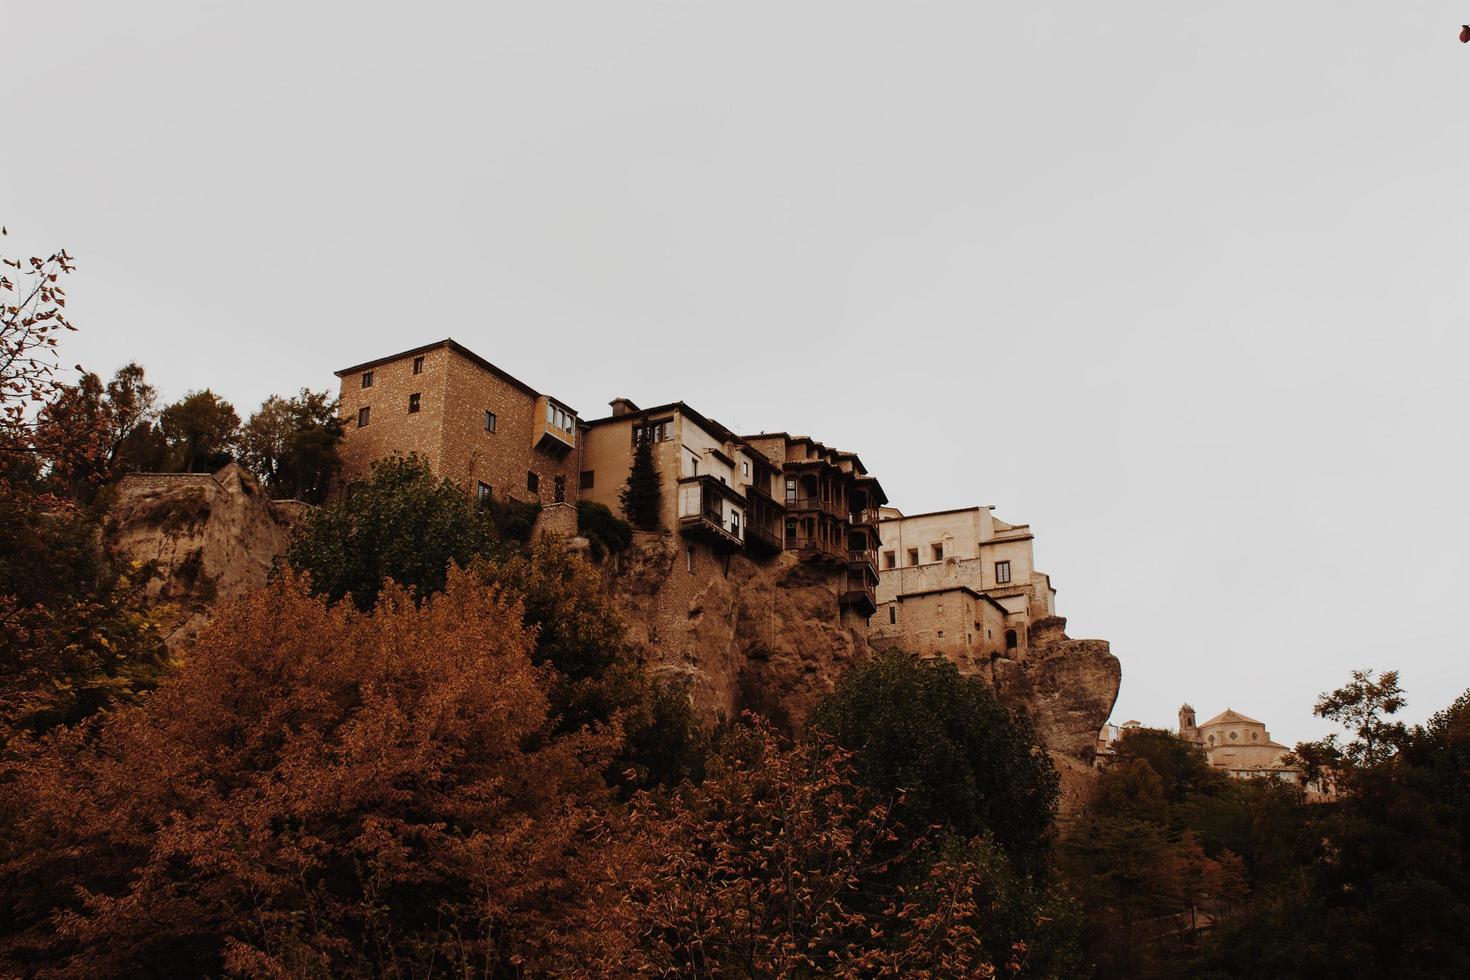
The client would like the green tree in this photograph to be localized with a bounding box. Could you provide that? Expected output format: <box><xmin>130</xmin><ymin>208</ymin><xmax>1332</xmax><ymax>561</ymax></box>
<box><xmin>285</xmin><ymin>454</ymin><xmax>500</xmax><ymax>611</ymax></box>
<box><xmin>576</xmin><ymin>499</ymin><xmax>632</xmax><ymax>561</ymax></box>
<box><xmin>811</xmin><ymin>650</ymin><xmax>1059</xmax><ymax>869</ymax></box>
<box><xmin>159</xmin><ymin>389</ymin><xmax>239</xmax><ymax>472</ymax></box>
<box><xmin>239</xmin><ymin>388</ymin><xmax>342</xmax><ymax>503</ymax></box>
<box><xmin>618</xmin><ymin>431</ymin><xmax>661</xmax><ymax>530</ymax></box>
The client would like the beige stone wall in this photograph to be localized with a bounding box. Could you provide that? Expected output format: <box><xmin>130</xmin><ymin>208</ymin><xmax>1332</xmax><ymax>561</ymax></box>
<box><xmin>337</xmin><ymin>346</ymin><xmax>450</xmax><ymax>484</ymax></box>
<box><xmin>580</xmin><ymin>413</ymin><xmax>683</xmax><ymax>527</ymax></box>
<box><xmin>869</xmin><ymin>588</ymin><xmax>1009</xmax><ymax>666</ymax></box>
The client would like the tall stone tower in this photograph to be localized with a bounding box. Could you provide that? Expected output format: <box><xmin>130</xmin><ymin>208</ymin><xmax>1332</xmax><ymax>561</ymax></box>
<box><xmin>1178</xmin><ymin>703</ymin><xmax>1199</xmax><ymax>744</ymax></box>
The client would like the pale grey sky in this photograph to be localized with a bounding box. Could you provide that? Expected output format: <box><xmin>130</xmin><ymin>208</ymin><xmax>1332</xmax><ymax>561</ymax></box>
<box><xmin>4</xmin><ymin>2</ymin><xmax>1467</xmax><ymax>743</ymax></box>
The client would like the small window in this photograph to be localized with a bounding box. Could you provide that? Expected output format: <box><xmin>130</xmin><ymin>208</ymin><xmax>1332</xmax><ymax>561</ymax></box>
<box><xmin>579</xmin><ymin>470</ymin><xmax>594</xmax><ymax>489</ymax></box>
<box><xmin>686</xmin><ymin>545</ymin><xmax>694</xmax><ymax>572</ymax></box>
<box><xmin>741</xmin><ymin>460</ymin><xmax>750</xmax><ymax>478</ymax></box>
<box><xmin>412</xmin><ymin>355</ymin><xmax>425</xmax><ymax>374</ymax></box>
<box><xmin>527</xmin><ymin>471</ymin><xmax>539</xmax><ymax>493</ymax></box>
<box><xmin>408</xmin><ymin>393</ymin><xmax>421</xmax><ymax>414</ymax></box>
<box><xmin>361</xmin><ymin>370</ymin><xmax>373</xmax><ymax>389</ymax></box>
<box><xmin>932</xmin><ymin>543</ymin><xmax>944</xmax><ymax>562</ymax></box>
<box><xmin>1005</xmin><ymin>629</ymin><xmax>1018</xmax><ymax>650</ymax></box>
<box><xmin>357</xmin><ymin>406</ymin><xmax>370</xmax><ymax>428</ymax></box>
<box><xmin>889</xmin><ymin>606</ymin><xmax>897</xmax><ymax>625</ymax></box>
<box><xmin>907</xmin><ymin>548</ymin><xmax>919</xmax><ymax>567</ymax></box>
<box><xmin>476</xmin><ymin>482</ymin><xmax>492</xmax><ymax>510</ymax></box>
<box><xmin>995</xmin><ymin>560</ymin><xmax>1012</xmax><ymax>584</ymax></box>
<box><xmin>883</xmin><ymin>550</ymin><xmax>896</xmax><ymax>569</ymax></box>
<box><xmin>484</xmin><ymin>410</ymin><xmax>497</xmax><ymax>432</ymax></box>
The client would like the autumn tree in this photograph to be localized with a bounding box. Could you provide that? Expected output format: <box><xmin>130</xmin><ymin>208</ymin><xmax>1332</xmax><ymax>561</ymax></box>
<box><xmin>604</xmin><ymin>721</ymin><xmax>1013</xmax><ymax>978</ymax></box>
<box><xmin>619</xmin><ymin>429</ymin><xmax>661</xmax><ymax>530</ymax></box>
<box><xmin>158</xmin><ymin>388</ymin><xmax>239</xmax><ymax>472</ymax></box>
<box><xmin>239</xmin><ymin>388</ymin><xmax>342</xmax><ymax>503</ymax></box>
<box><xmin>0</xmin><ymin>569</ymin><xmax>623</xmax><ymax>977</ymax></box>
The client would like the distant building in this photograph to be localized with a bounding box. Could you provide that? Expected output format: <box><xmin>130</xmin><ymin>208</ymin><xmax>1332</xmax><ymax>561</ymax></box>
<box><xmin>866</xmin><ymin>505</ymin><xmax>1056</xmax><ymax>663</ymax></box>
<box><xmin>334</xmin><ymin>339</ymin><xmax>580</xmax><ymax>509</ymax></box>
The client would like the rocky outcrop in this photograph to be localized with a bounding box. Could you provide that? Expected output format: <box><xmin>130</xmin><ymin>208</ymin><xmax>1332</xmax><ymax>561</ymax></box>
<box><xmin>102</xmin><ymin>464</ymin><xmax>303</xmax><ymax>648</ymax></box>
<box><xmin>603</xmin><ymin>535</ymin><xmax>1122</xmax><ymax>768</ymax></box>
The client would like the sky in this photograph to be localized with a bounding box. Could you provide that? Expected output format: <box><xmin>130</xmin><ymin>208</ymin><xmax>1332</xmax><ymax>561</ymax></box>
<box><xmin>4</xmin><ymin>2</ymin><xmax>1468</xmax><ymax>744</ymax></box>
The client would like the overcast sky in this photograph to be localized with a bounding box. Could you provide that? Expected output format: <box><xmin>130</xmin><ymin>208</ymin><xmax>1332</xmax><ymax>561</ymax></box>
<box><xmin>4</xmin><ymin>2</ymin><xmax>1467</xmax><ymax>743</ymax></box>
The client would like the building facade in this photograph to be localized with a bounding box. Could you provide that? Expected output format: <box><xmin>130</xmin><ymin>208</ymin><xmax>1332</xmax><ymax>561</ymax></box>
<box><xmin>334</xmin><ymin>339</ymin><xmax>580</xmax><ymax>508</ymax></box>
<box><xmin>866</xmin><ymin>505</ymin><xmax>1057</xmax><ymax>661</ymax></box>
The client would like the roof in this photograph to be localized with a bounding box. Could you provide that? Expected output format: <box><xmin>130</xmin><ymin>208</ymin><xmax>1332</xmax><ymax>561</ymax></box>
<box><xmin>879</xmin><ymin>506</ymin><xmax>983</xmax><ymax>523</ymax></box>
<box><xmin>334</xmin><ymin>338</ymin><xmax>576</xmax><ymax>415</ymax></box>
<box><xmin>891</xmin><ymin>585</ymin><xmax>1011</xmax><ymax>614</ymax></box>
<box><xmin>582</xmin><ymin>401</ymin><xmax>781</xmax><ymax>473</ymax></box>
<box><xmin>1200</xmin><ymin>709</ymin><xmax>1266</xmax><ymax>728</ymax></box>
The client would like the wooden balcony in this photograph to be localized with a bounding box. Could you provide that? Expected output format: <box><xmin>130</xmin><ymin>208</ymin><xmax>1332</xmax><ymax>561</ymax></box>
<box><xmin>840</xmin><ymin>569</ymin><xmax>878</xmax><ymax>616</ymax></box>
<box><xmin>744</xmin><ymin>521</ymin><xmax>783</xmax><ymax>556</ymax></box>
<box><xmin>785</xmin><ymin>534</ymin><xmax>846</xmax><ymax>564</ymax></box>
<box><xmin>678</xmin><ymin>475</ymin><xmax>745</xmax><ymax>550</ymax></box>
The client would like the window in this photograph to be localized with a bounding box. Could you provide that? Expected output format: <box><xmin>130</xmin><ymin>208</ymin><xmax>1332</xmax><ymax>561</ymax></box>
<box><xmin>907</xmin><ymin>548</ymin><xmax>919</xmax><ymax>567</ymax></box>
<box><xmin>1005</xmin><ymin>629</ymin><xmax>1018</xmax><ymax>650</ymax></box>
<box><xmin>633</xmin><ymin>418</ymin><xmax>671</xmax><ymax>444</ymax></box>
<box><xmin>579</xmin><ymin>470</ymin><xmax>594</xmax><ymax>489</ymax></box>
<box><xmin>553</xmin><ymin>475</ymin><xmax>566</xmax><ymax>503</ymax></box>
<box><xmin>527</xmin><ymin>471</ymin><xmax>539</xmax><ymax>493</ymax></box>
<box><xmin>785</xmin><ymin>519</ymin><xmax>797</xmax><ymax>541</ymax></box>
<box><xmin>484</xmin><ymin>410</ymin><xmax>497</xmax><ymax>432</ymax></box>
<box><xmin>357</xmin><ymin>406</ymin><xmax>371</xmax><ymax>428</ymax></box>
<box><xmin>995</xmin><ymin>560</ymin><xmax>1012</xmax><ymax>584</ymax></box>
<box><xmin>937</xmin><ymin>630</ymin><xmax>944</xmax><ymax>638</ymax></box>
<box><xmin>730</xmin><ymin>511</ymin><xmax>740</xmax><ymax>536</ymax></box>
<box><xmin>476</xmin><ymin>482</ymin><xmax>492</xmax><ymax>510</ymax></box>
<box><xmin>883</xmin><ymin>550</ymin><xmax>896</xmax><ymax>569</ymax></box>
<box><xmin>785</xmin><ymin>478</ymin><xmax>798</xmax><ymax>504</ymax></box>
<box><xmin>547</xmin><ymin>402</ymin><xmax>574</xmax><ymax>431</ymax></box>
<box><xmin>889</xmin><ymin>606</ymin><xmax>897</xmax><ymax>625</ymax></box>
<box><xmin>686</xmin><ymin>546</ymin><xmax>694</xmax><ymax>573</ymax></box>
<box><xmin>741</xmin><ymin>461</ymin><xmax>750</xmax><ymax>478</ymax></box>
<box><xmin>932</xmin><ymin>543</ymin><xmax>944</xmax><ymax>562</ymax></box>
<box><xmin>361</xmin><ymin>370</ymin><xmax>373</xmax><ymax>389</ymax></box>
<box><xmin>408</xmin><ymin>393</ymin><xmax>421</xmax><ymax>414</ymax></box>
<box><xmin>412</xmin><ymin>355</ymin><xmax>425</xmax><ymax>374</ymax></box>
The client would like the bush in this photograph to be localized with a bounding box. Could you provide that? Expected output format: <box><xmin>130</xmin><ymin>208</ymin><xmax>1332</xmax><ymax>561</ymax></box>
<box><xmin>576</xmin><ymin>499</ymin><xmax>632</xmax><ymax>561</ymax></box>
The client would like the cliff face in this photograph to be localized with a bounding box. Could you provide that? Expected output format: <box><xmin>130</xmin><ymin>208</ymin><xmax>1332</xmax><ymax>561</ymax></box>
<box><xmin>103</xmin><ymin>465</ymin><xmax>304</xmax><ymax>648</ymax></box>
<box><xmin>603</xmin><ymin>533</ymin><xmax>1122</xmax><ymax>766</ymax></box>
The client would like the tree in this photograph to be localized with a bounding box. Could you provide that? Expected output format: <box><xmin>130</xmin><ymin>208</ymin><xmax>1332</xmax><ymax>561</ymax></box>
<box><xmin>1299</xmin><ymin>668</ymin><xmax>1409</xmax><ymax>771</ymax></box>
<box><xmin>0</xmin><ymin>230</ymin><xmax>84</xmax><ymax>463</ymax></box>
<box><xmin>810</xmin><ymin>650</ymin><xmax>1059</xmax><ymax>869</ymax></box>
<box><xmin>239</xmin><ymin>388</ymin><xmax>342</xmax><ymax>502</ymax></box>
<box><xmin>30</xmin><ymin>362</ymin><xmax>160</xmax><ymax>496</ymax></box>
<box><xmin>286</xmin><ymin>454</ymin><xmax>501</xmax><ymax>611</ymax></box>
<box><xmin>575</xmin><ymin>499</ymin><xmax>632</xmax><ymax>561</ymax></box>
<box><xmin>158</xmin><ymin>389</ymin><xmax>239</xmax><ymax>472</ymax></box>
<box><xmin>604</xmin><ymin>721</ymin><xmax>1010</xmax><ymax>978</ymax></box>
<box><xmin>618</xmin><ymin>430</ymin><xmax>661</xmax><ymax>530</ymax></box>
<box><xmin>0</xmin><ymin>568</ymin><xmax>622</xmax><ymax>977</ymax></box>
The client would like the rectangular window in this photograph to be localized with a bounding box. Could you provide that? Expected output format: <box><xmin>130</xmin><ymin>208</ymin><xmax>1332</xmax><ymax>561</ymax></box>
<box><xmin>889</xmin><ymin>606</ymin><xmax>897</xmax><ymax>625</ymax></box>
<box><xmin>484</xmin><ymin>410</ymin><xmax>497</xmax><ymax>432</ymax></box>
<box><xmin>785</xmin><ymin>478</ymin><xmax>798</xmax><ymax>504</ymax></box>
<box><xmin>932</xmin><ymin>543</ymin><xmax>944</xmax><ymax>562</ymax></box>
<box><xmin>476</xmin><ymin>482</ymin><xmax>492</xmax><ymax>510</ymax></box>
<box><xmin>686</xmin><ymin>546</ymin><xmax>694</xmax><ymax>573</ymax></box>
<box><xmin>579</xmin><ymin>470</ymin><xmax>594</xmax><ymax>489</ymax></box>
<box><xmin>995</xmin><ymin>560</ymin><xmax>1012</xmax><ymax>584</ymax></box>
<box><xmin>632</xmin><ymin>419</ymin><xmax>671</xmax><ymax>444</ymax></box>
<box><xmin>730</xmin><ymin>511</ymin><xmax>740</xmax><ymax>536</ymax></box>
<box><xmin>412</xmin><ymin>355</ymin><xmax>425</xmax><ymax>374</ymax></box>
<box><xmin>527</xmin><ymin>471</ymin><xmax>540</xmax><ymax>494</ymax></box>
<box><xmin>361</xmin><ymin>370</ymin><xmax>373</xmax><ymax>389</ymax></box>
<box><xmin>907</xmin><ymin>548</ymin><xmax>919</xmax><ymax>567</ymax></box>
<box><xmin>883</xmin><ymin>550</ymin><xmax>896</xmax><ymax>569</ymax></box>
<box><xmin>357</xmin><ymin>406</ymin><xmax>370</xmax><ymax>427</ymax></box>
<box><xmin>741</xmin><ymin>460</ymin><xmax>750</xmax><ymax>478</ymax></box>
<box><xmin>408</xmin><ymin>392</ymin><xmax>421</xmax><ymax>414</ymax></box>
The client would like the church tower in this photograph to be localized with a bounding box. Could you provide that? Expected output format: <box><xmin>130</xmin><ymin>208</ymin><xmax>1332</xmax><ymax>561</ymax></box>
<box><xmin>1178</xmin><ymin>703</ymin><xmax>1199</xmax><ymax>744</ymax></box>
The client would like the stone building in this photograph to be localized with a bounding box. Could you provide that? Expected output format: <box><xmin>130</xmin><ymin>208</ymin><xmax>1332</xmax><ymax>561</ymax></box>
<box><xmin>333</xmin><ymin>339</ymin><xmax>580</xmax><ymax>510</ymax></box>
<box><xmin>579</xmin><ymin>398</ymin><xmax>785</xmax><ymax>562</ymax></box>
<box><xmin>866</xmin><ymin>505</ymin><xmax>1057</xmax><ymax>662</ymax></box>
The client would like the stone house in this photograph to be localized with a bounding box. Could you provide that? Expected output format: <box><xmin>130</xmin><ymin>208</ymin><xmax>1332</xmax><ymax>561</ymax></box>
<box><xmin>333</xmin><ymin>339</ymin><xmax>580</xmax><ymax>510</ymax></box>
<box><xmin>867</xmin><ymin>505</ymin><xmax>1057</xmax><ymax>662</ymax></box>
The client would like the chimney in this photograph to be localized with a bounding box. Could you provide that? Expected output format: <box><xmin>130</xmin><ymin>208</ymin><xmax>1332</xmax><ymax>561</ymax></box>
<box><xmin>609</xmin><ymin>397</ymin><xmax>640</xmax><ymax>417</ymax></box>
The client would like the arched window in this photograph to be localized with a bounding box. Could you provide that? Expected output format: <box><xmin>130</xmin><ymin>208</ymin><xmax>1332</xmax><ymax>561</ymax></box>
<box><xmin>1005</xmin><ymin>629</ymin><xmax>1018</xmax><ymax>650</ymax></box>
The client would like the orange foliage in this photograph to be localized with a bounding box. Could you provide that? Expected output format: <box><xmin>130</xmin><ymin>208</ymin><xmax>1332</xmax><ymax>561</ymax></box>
<box><xmin>0</xmin><ymin>568</ymin><xmax>621</xmax><ymax>977</ymax></box>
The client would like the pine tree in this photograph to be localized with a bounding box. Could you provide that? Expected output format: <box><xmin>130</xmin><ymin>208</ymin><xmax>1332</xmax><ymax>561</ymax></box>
<box><xmin>619</xmin><ymin>432</ymin><xmax>662</xmax><ymax>530</ymax></box>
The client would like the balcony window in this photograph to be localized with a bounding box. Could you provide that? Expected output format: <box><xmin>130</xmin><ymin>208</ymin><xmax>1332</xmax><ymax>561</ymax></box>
<box><xmin>357</xmin><ymin>406</ymin><xmax>370</xmax><ymax>428</ymax></box>
<box><xmin>546</xmin><ymin>402</ymin><xmax>574</xmax><ymax>431</ymax></box>
<box><xmin>412</xmin><ymin>355</ymin><xmax>425</xmax><ymax>374</ymax></box>
<box><xmin>995</xmin><ymin>560</ymin><xmax>1012</xmax><ymax>584</ymax></box>
<box><xmin>361</xmin><ymin>370</ymin><xmax>373</xmax><ymax>389</ymax></box>
<box><xmin>408</xmin><ymin>393</ymin><xmax>421</xmax><ymax>414</ymax></box>
<box><xmin>633</xmin><ymin>419</ymin><xmax>671</xmax><ymax>444</ymax></box>
<box><xmin>484</xmin><ymin>410</ymin><xmax>497</xmax><ymax>432</ymax></box>
<box><xmin>730</xmin><ymin>511</ymin><xmax>740</xmax><ymax>537</ymax></box>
